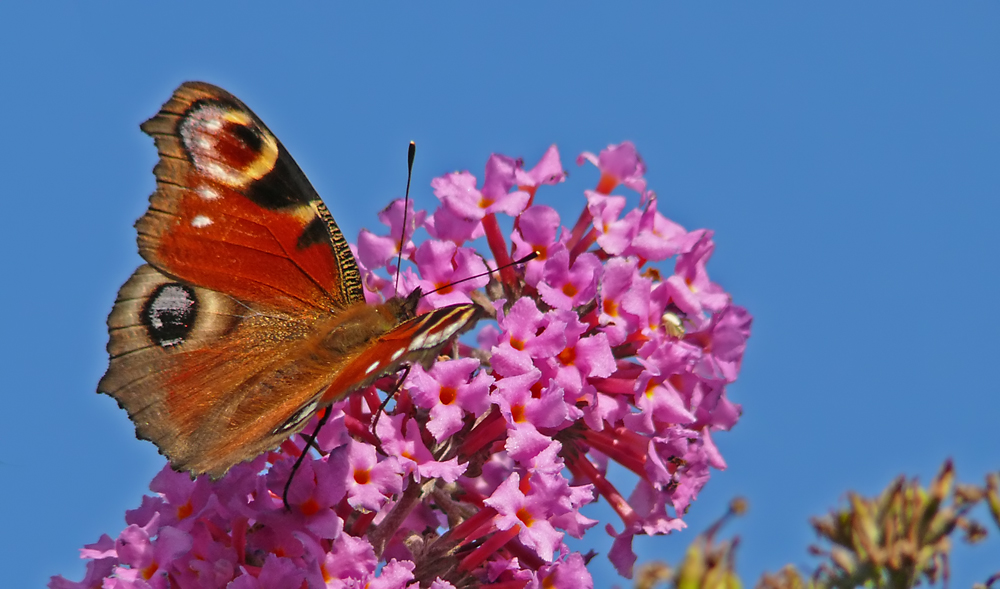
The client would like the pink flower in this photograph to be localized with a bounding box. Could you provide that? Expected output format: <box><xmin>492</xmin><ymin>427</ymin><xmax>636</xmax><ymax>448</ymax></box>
<box><xmin>511</xmin><ymin>205</ymin><xmax>566</xmax><ymax>286</ymax></box>
<box><xmin>304</xmin><ymin>532</ymin><xmax>377</xmax><ymax>585</ymax></box>
<box><xmin>673</xmin><ymin>231</ymin><xmax>730</xmax><ymax>315</ymax></box>
<box><xmin>577</xmin><ymin>141</ymin><xmax>648</xmax><ymax>195</ymax></box>
<box><xmin>492</xmin><ymin>298</ymin><xmax>567</xmax><ymax>375</ymax></box>
<box><xmin>114</xmin><ymin>516</ymin><xmax>192</xmax><ymax>588</ymax></box>
<box><xmin>484</xmin><ymin>473</ymin><xmax>564</xmax><ymax>562</ymax></box>
<box><xmin>406</xmin><ymin>357</ymin><xmax>493</xmax><ymax>442</ymax></box>
<box><xmin>537</xmin><ymin>250</ymin><xmax>602</xmax><ymax>310</ymax></box>
<box><xmin>685</xmin><ymin>303</ymin><xmax>753</xmax><ymax>383</ymax></box>
<box><xmin>430</xmin><ymin>579</ymin><xmax>458</xmax><ymax>589</ymax></box>
<box><xmin>366</xmin><ymin>559</ymin><xmax>417</xmax><ymax>589</ymax></box>
<box><xmin>598</xmin><ymin>257</ymin><xmax>650</xmax><ymax>346</ymax></box>
<box><xmin>376</xmin><ymin>413</ymin><xmax>467</xmax><ymax>481</ymax></box>
<box><xmin>432</xmin><ymin>155</ymin><xmax>530</xmax><ymax>221</ymax></box>
<box><xmin>625</xmin><ymin>372</ymin><xmax>697</xmax><ymax>434</ymax></box>
<box><xmin>56</xmin><ymin>142</ymin><xmax>750</xmax><ymax>589</ymax></box>
<box><xmin>408</xmin><ymin>240</ymin><xmax>489</xmax><ymax>309</ymax></box>
<box><xmin>227</xmin><ymin>555</ymin><xmax>308</xmax><ymax>589</ymax></box>
<box><xmin>586</xmin><ymin>191</ymin><xmax>639</xmax><ymax>256</ymax></box>
<box><xmin>539</xmin><ymin>553</ymin><xmax>594</xmax><ymax>589</ymax></box>
<box><xmin>426</xmin><ymin>202</ymin><xmax>485</xmax><ymax>244</ymax></box>
<box><xmin>357</xmin><ymin>198</ymin><xmax>426</xmax><ymax>270</ymax></box>
<box><xmin>492</xmin><ymin>368</ymin><xmax>575</xmax><ymax>431</ymax></box>
<box><xmin>515</xmin><ymin>144</ymin><xmax>567</xmax><ymax>195</ymax></box>
<box><xmin>546</xmin><ymin>309</ymin><xmax>616</xmax><ymax>398</ymax></box>
<box><xmin>343</xmin><ymin>440</ymin><xmax>403</xmax><ymax>511</ymax></box>
<box><xmin>625</xmin><ymin>197</ymin><xmax>693</xmax><ymax>261</ymax></box>
<box><xmin>267</xmin><ymin>450</ymin><xmax>347</xmax><ymax>536</ymax></box>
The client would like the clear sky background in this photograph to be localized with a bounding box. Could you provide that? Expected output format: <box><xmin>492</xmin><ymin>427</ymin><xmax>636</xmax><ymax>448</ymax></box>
<box><xmin>2</xmin><ymin>3</ymin><xmax>998</xmax><ymax>587</ymax></box>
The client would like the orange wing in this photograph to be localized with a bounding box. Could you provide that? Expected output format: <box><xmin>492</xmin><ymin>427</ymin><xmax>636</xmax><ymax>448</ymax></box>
<box><xmin>100</xmin><ymin>82</ymin><xmax>484</xmax><ymax>479</ymax></box>
<box><xmin>321</xmin><ymin>302</ymin><xmax>483</xmax><ymax>404</ymax></box>
<box><xmin>136</xmin><ymin>82</ymin><xmax>364</xmax><ymax>311</ymax></box>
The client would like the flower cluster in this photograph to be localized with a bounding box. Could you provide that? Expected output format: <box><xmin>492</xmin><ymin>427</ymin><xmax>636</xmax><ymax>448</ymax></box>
<box><xmin>53</xmin><ymin>142</ymin><xmax>751</xmax><ymax>589</ymax></box>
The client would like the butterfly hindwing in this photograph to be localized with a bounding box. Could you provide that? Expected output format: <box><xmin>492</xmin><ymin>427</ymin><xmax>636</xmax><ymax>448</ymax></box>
<box><xmin>101</xmin><ymin>265</ymin><xmax>340</xmax><ymax>477</ymax></box>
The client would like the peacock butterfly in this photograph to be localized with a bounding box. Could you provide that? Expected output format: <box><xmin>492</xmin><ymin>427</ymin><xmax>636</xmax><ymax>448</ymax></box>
<box><xmin>99</xmin><ymin>82</ymin><xmax>482</xmax><ymax>478</ymax></box>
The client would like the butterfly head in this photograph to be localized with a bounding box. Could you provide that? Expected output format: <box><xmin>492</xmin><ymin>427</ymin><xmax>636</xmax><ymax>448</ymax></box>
<box><xmin>386</xmin><ymin>287</ymin><xmax>423</xmax><ymax>321</ymax></box>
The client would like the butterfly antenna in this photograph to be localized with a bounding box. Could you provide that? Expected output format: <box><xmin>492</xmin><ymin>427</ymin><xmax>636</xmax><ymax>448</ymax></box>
<box><xmin>282</xmin><ymin>406</ymin><xmax>333</xmax><ymax>511</ymax></box>
<box><xmin>424</xmin><ymin>251</ymin><xmax>540</xmax><ymax>296</ymax></box>
<box><xmin>393</xmin><ymin>141</ymin><xmax>417</xmax><ymax>295</ymax></box>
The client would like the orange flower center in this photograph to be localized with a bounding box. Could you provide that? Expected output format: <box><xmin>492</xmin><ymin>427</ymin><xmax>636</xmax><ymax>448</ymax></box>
<box><xmin>176</xmin><ymin>499</ymin><xmax>193</xmax><ymax>520</ymax></box>
<box><xmin>300</xmin><ymin>497</ymin><xmax>320</xmax><ymax>516</ymax></box>
<box><xmin>141</xmin><ymin>562</ymin><xmax>159</xmax><ymax>580</ymax></box>
<box><xmin>557</xmin><ymin>346</ymin><xmax>576</xmax><ymax>366</ymax></box>
<box><xmin>542</xmin><ymin>572</ymin><xmax>557</xmax><ymax>589</ymax></box>
<box><xmin>596</xmin><ymin>172</ymin><xmax>619</xmax><ymax>195</ymax></box>
<box><xmin>516</xmin><ymin>506</ymin><xmax>534</xmax><ymax>527</ymax></box>
<box><xmin>439</xmin><ymin>386</ymin><xmax>457</xmax><ymax>405</ymax></box>
<box><xmin>645</xmin><ymin>379</ymin><xmax>658</xmax><ymax>399</ymax></box>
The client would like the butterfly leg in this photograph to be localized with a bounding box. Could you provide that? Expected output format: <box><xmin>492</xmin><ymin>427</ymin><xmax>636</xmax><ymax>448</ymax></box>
<box><xmin>371</xmin><ymin>365</ymin><xmax>411</xmax><ymax>441</ymax></box>
<box><xmin>282</xmin><ymin>406</ymin><xmax>333</xmax><ymax>511</ymax></box>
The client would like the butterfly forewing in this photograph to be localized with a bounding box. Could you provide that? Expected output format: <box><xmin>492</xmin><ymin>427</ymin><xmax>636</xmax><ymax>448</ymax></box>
<box><xmin>137</xmin><ymin>82</ymin><xmax>364</xmax><ymax>311</ymax></box>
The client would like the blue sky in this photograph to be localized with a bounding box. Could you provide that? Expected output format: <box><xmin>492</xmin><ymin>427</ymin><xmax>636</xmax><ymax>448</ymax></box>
<box><xmin>2</xmin><ymin>3</ymin><xmax>998</xmax><ymax>587</ymax></box>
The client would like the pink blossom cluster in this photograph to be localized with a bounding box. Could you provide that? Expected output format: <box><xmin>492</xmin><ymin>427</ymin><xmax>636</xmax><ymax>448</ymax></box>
<box><xmin>53</xmin><ymin>142</ymin><xmax>751</xmax><ymax>589</ymax></box>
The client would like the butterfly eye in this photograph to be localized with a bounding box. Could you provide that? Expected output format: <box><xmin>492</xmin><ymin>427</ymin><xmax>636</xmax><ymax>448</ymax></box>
<box><xmin>179</xmin><ymin>100</ymin><xmax>279</xmax><ymax>189</ymax></box>
<box><xmin>273</xmin><ymin>399</ymin><xmax>320</xmax><ymax>435</ymax></box>
<box><xmin>142</xmin><ymin>283</ymin><xmax>198</xmax><ymax>347</ymax></box>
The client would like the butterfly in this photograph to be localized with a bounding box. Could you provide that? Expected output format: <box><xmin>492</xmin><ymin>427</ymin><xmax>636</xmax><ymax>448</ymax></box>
<box><xmin>99</xmin><ymin>82</ymin><xmax>482</xmax><ymax>479</ymax></box>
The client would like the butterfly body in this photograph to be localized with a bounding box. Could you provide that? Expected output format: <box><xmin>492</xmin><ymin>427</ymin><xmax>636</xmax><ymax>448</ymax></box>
<box><xmin>100</xmin><ymin>82</ymin><xmax>480</xmax><ymax>478</ymax></box>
